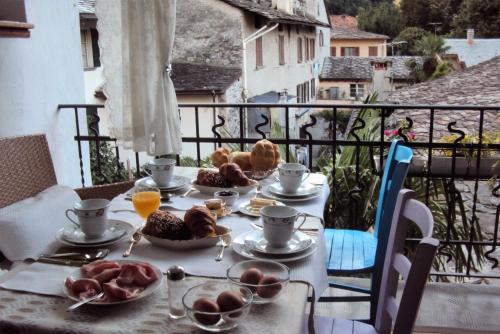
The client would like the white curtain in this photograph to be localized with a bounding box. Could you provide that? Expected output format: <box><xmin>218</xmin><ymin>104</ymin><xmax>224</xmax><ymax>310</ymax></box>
<box><xmin>96</xmin><ymin>0</ymin><xmax>182</xmax><ymax>156</ymax></box>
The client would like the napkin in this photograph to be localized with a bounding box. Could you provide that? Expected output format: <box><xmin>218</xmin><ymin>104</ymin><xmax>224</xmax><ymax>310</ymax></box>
<box><xmin>0</xmin><ymin>185</ymin><xmax>81</xmax><ymax>261</ymax></box>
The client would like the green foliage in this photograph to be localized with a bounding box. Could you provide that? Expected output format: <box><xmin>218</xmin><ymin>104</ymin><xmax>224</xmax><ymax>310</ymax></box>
<box><xmin>451</xmin><ymin>0</ymin><xmax>500</xmax><ymax>37</ymax></box>
<box><xmin>430</xmin><ymin>61</ymin><xmax>454</xmax><ymax>79</ymax></box>
<box><xmin>414</xmin><ymin>35</ymin><xmax>451</xmax><ymax>57</ymax></box>
<box><xmin>357</xmin><ymin>2</ymin><xmax>404</xmax><ymax>38</ymax></box>
<box><xmin>315</xmin><ymin>109</ymin><xmax>351</xmax><ymax>138</ymax></box>
<box><xmin>393</xmin><ymin>27</ymin><xmax>431</xmax><ymax>55</ymax></box>
<box><xmin>400</xmin><ymin>0</ymin><xmax>454</xmax><ymax>34</ymax></box>
<box><xmin>324</xmin><ymin>0</ymin><xmax>374</xmax><ymax>16</ymax></box>
<box><xmin>89</xmin><ymin>141</ymin><xmax>129</xmax><ymax>186</ymax></box>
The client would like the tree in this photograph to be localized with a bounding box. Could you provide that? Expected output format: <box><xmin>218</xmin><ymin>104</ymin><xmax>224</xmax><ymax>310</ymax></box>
<box><xmin>324</xmin><ymin>0</ymin><xmax>392</xmax><ymax>16</ymax></box>
<box><xmin>451</xmin><ymin>0</ymin><xmax>500</xmax><ymax>37</ymax></box>
<box><xmin>393</xmin><ymin>27</ymin><xmax>431</xmax><ymax>55</ymax></box>
<box><xmin>414</xmin><ymin>35</ymin><xmax>450</xmax><ymax>57</ymax></box>
<box><xmin>357</xmin><ymin>2</ymin><xmax>404</xmax><ymax>38</ymax></box>
<box><xmin>400</xmin><ymin>0</ymin><xmax>454</xmax><ymax>34</ymax></box>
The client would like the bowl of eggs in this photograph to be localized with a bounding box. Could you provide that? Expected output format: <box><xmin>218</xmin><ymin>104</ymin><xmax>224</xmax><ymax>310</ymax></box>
<box><xmin>226</xmin><ymin>260</ymin><xmax>290</xmax><ymax>304</ymax></box>
<box><xmin>182</xmin><ymin>281</ymin><xmax>253</xmax><ymax>332</ymax></box>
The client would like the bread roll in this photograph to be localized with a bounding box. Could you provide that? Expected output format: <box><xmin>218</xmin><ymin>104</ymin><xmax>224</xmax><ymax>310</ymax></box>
<box><xmin>196</xmin><ymin>169</ymin><xmax>231</xmax><ymax>187</ymax></box>
<box><xmin>211</xmin><ymin>147</ymin><xmax>231</xmax><ymax>168</ymax></box>
<box><xmin>250</xmin><ymin>139</ymin><xmax>281</xmax><ymax>172</ymax></box>
<box><xmin>143</xmin><ymin>210</ymin><xmax>192</xmax><ymax>240</ymax></box>
<box><xmin>230</xmin><ymin>151</ymin><xmax>252</xmax><ymax>171</ymax></box>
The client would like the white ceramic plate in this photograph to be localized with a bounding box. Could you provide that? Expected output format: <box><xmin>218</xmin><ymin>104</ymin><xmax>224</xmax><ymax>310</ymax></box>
<box><xmin>238</xmin><ymin>200</ymin><xmax>285</xmax><ymax>217</ymax></box>
<box><xmin>135</xmin><ymin>175</ymin><xmax>191</xmax><ymax>191</ymax></box>
<box><xmin>142</xmin><ymin>225</ymin><xmax>231</xmax><ymax>250</ymax></box>
<box><xmin>268</xmin><ymin>183</ymin><xmax>321</xmax><ymax>198</ymax></box>
<box><xmin>56</xmin><ymin>220</ymin><xmax>133</xmax><ymax>248</ymax></box>
<box><xmin>63</xmin><ymin>260</ymin><xmax>163</xmax><ymax>306</ymax></box>
<box><xmin>191</xmin><ymin>179</ymin><xmax>259</xmax><ymax>195</ymax></box>
<box><xmin>232</xmin><ymin>231</ymin><xmax>317</xmax><ymax>263</ymax></box>
<box><xmin>261</xmin><ymin>186</ymin><xmax>321</xmax><ymax>202</ymax></box>
<box><xmin>60</xmin><ymin>223</ymin><xmax>127</xmax><ymax>245</ymax></box>
<box><xmin>243</xmin><ymin>230</ymin><xmax>313</xmax><ymax>255</ymax></box>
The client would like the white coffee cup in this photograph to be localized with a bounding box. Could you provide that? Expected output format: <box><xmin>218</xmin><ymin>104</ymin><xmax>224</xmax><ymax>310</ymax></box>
<box><xmin>260</xmin><ymin>205</ymin><xmax>307</xmax><ymax>248</ymax></box>
<box><xmin>278</xmin><ymin>163</ymin><xmax>311</xmax><ymax>193</ymax></box>
<box><xmin>147</xmin><ymin>158</ymin><xmax>176</xmax><ymax>187</ymax></box>
<box><xmin>65</xmin><ymin>199</ymin><xmax>110</xmax><ymax>238</ymax></box>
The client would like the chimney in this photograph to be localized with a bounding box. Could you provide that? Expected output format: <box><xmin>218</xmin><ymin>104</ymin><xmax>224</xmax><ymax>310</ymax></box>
<box><xmin>467</xmin><ymin>28</ymin><xmax>474</xmax><ymax>44</ymax></box>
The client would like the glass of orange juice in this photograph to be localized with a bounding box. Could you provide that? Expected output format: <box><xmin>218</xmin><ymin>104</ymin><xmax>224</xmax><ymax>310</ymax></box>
<box><xmin>132</xmin><ymin>187</ymin><xmax>161</xmax><ymax>219</ymax></box>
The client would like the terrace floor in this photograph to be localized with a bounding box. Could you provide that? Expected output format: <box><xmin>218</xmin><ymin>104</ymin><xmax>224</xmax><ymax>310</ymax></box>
<box><xmin>312</xmin><ymin>277</ymin><xmax>500</xmax><ymax>333</ymax></box>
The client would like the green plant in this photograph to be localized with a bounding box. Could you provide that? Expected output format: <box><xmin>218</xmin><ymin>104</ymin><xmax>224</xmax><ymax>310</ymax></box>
<box><xmin>89</xmin><ymin>141</ymin><xmax>129</xmax><ymax>185</ymax></box>
<box><xmin>439</xmin><ymin>132</ymin><xmax>500</xmax><ymax>158</ymax></box>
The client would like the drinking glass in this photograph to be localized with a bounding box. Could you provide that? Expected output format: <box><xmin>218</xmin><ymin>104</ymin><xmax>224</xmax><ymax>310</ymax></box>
<box><xmin>132</xmin><ymin>187</ymin><xmax>161</xmax><ymax>219</ymax></box>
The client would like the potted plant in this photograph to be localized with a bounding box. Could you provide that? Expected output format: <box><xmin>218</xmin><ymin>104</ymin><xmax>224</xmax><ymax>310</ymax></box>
<box><xmin>431</xmin><ymin>132</ymin><xmax>500</xmax><ymax>177</ymax></box>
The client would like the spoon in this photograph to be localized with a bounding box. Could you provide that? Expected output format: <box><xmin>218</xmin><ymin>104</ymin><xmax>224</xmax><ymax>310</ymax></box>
<box><xmin>215</xmin><ymin>234</ymin><xmax>231</xmax><ymax>262</ymax></box>
<box><xmin>66</xmin><ymin>292</ymin><xmax>105</xmax><ymax>311</ymax></box>
<box><xmin>123</xmin><ymin>227</ymin><xmax>142</xmax><ymax>257</ymax></box>
<box><xmin>39</xmin><ymin>249</ymin><xmax>109</xmax><ymax>261</ymax></box>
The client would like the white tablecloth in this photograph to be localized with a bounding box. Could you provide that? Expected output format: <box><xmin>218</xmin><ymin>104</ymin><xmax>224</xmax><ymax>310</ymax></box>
<box><xmin>0</xmin><ymin>167</ymin><xmax>330</xmax><ymax>301</ymax></box>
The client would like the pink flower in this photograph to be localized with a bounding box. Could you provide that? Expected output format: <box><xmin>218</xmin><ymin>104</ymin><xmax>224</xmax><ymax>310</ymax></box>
<box><xmin>409</xmin><ymin>132</ymin><xmax>416</xmax><ymax>140</ymax></box>
<box><xmin>384</xmin><ymin>130</ymin><xmax>391</xmax><ymax>136</ymax></box>
<box><xmin>393</xmin><ymin>129</ymin><xmax>399</xmax><ymax>135</ymax></box>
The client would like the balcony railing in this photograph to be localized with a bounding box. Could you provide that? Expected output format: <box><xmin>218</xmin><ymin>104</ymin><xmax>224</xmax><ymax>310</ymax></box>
<box><xmin>59</xmin><ymin>102</ymin><xmax>500</xmax><ymax>282</ymax></box>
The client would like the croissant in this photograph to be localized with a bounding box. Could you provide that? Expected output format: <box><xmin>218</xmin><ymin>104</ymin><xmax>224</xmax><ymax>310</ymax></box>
<box><xmin>196</xmin><ymin>169</ymin><xmax>231</xmax><ymax>187</ymax></box>
<box><xmin>184</xmin><ymin>206</ymin><xmax>217</xmax><ymax>238</ymax></box>
<box><xmin>250</xmin><ymin>139</ymin><xmax>281</xmax><ymax>172</ymax></box>
<box><xmin>211</xmin><ymin>147</ymin><xmax>231</xmax><ymax>168</ymax></box>
<box><xmin>230</xmin><ymin>151</ymin><xmax>253</xmax><ymax>171</ymax></box>
<box><xmin>219</xmin><ymin>163</ymin><xmax>251</xmax><ymax>186</ymax></box>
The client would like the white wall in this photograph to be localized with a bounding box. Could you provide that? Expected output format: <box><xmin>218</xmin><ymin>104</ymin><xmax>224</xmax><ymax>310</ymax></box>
<box><xmin>0</xmin><ymin>0</ymin><xmax>89</xmax><ymax>188</ymax></box>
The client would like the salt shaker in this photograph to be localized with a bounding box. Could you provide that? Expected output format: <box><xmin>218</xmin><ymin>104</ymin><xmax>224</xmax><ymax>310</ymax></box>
<box><xmin>166</xmin><ymin>265</ymin><xmax>186</xmax><ymax>319</ymax></box>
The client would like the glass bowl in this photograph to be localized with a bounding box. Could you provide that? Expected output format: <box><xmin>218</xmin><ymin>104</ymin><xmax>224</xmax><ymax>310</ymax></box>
<box><xmin>182</xmin><ymin>281</ymin><xmax>253</xmax><ymax>332</ymax></box>
<box><xmin>226</xmin><ymin>260</ymin><xmax>290</xmax><ymax>304</ymax></box>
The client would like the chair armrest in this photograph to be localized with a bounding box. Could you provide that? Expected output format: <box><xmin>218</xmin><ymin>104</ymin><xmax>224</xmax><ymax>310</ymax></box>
<box><xmin>75</xmin><ymin>181</ymin><xmax>135</xmax><ymax>201</ymax></box>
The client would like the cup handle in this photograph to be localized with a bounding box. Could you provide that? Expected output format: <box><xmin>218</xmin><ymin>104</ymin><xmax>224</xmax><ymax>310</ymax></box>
<box><xmin>65</xmin><ymin>209</ymin><xmax>80</xmax><ymax>228</ymax></box>
<box><xmin>143</xmin><ymin>168</ymin><xmax>152</xmax><ymax>176</ymax></box>
<box><xmin>301</xmin><ymin>169</ymin><xmax>311</xmax><ymax>183</ymax></box>
<box><xmin>293</xmin><ymin>213</ymin><xmax>307</xmax><ymax>232</ymax></box>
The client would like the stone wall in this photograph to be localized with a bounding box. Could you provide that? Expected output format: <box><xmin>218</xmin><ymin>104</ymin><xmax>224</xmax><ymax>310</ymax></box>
<box><xmin>173</xmin><ymin>0</ymin><xmax>243</xmax><ymax>67</ymax></box>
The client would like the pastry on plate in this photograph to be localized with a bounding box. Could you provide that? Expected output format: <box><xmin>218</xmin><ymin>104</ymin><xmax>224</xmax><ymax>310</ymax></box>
<box><xmin>230</xmin><ymin>151</ymin><xmax>252</xmax><ymax>171</ymax></box>
<box><xmin>184</xmin><ymin>206</ymin><xmax>217</xmax><ymax>238</ymax></box>
<box><xmin>211</xmin><ymin>147</ymin><xmax>231</xmax><ymax>168</ymax></box>
<box><xmin>196</xmin><ymin>169</ymin><xmax>231</xmax><ymax>187</ymax></box>
<box><xmin>219</xmin><ymin>163</ymin><xmax>251</xmax><ymax>186</ymax></box>
<box><xmin>250</xmin><ymin>139</ymin><xmax>280</xmax><ymax>172</ymax></box>
<box><xmin>142</xmin><ymin>210</ymin><xmax>192</xmax><ymax>240</ymax></box>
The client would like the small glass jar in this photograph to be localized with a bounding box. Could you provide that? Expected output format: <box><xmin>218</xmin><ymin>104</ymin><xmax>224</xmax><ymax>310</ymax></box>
<box><xmin>166</xmin><ymin>265</ymin><xmax>186</xmax><ymax>319</ymax></box>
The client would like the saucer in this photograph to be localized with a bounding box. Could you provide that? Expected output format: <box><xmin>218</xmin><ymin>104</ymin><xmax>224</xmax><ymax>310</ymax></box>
<box><xmin>57</xmin><ymin>220</ymin><xmax>130</xmax><ymax>246</ymax></box>
<box><xmin>261</xmin><ymin>186</ymin><xmax>321</xmax><ymax>202</ymax></box>
<box><xmin>135</xmin><ymin>175</ymin><xmax>191</xmax><ymax>191</ymax></box>
<box><xmin>243</xmin><ymin>230</ymin><xmax>313</xmax><ymax>255</ymax></box>
<box><xmin>268</xmin><ymin>183</ymin><xmax>321</xmax><ymax>197</ymax></box>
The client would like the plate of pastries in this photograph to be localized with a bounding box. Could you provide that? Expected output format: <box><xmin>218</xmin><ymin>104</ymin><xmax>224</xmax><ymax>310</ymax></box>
<box><xmin>141</xmin><ymin>206</ymin><xmax>230</xmax><ymax>250</ymax></box>
<box><xmin>194</xmin><ymin>139</ymin><xmax>281</xmax><ymax>195</ymax></box>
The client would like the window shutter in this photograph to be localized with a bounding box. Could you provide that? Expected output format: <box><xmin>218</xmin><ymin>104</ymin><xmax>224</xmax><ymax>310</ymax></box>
<box><xmin>355</xmin><ymin>47</ymin><xmax>360</xmax><ymax>56</ymax></box>
<box><xmin>331</xmin><ymin>47</ymin><xmax>336</xmax><ymax>57</ymax></box>
<box><xmin>256</xmin><ymin>36</ymin><xmax>263</xmax><ymax>67</ymax></box>
<box><xmin>90</xmin><ymin>29</ymin><xmax>100</xmax><ymax>67</ymax></box>
<box><xmin>369</xmin><ymin>46</ymin><xmax>377</xmax><ymax>56</ymax></box>
<box><xmin>341</xmin><ymin>47</ymin><xmax>345</xmax><ymax>57</ymax></box>
<box><xmin>305</xmin><ymin>38</ymin><xmax>309</xmax><ymax>61</ymax></box>
<box><xmin>297</xmin><ymin>38</ymin><xmax>302</xmax><ymax>63</ymax></box>
<box><xmin>279</xmin><ymin>35</ymin><xmax>285</xmax><ymax>65</ymax></box>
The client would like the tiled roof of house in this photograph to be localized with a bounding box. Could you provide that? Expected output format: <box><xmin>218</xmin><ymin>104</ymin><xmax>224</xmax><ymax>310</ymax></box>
<box><xmin>171</xmin><ymin>63</ymin><xmax>241</xmax><ymax>94</ymax></box>
<box><xmin>320</xmin><ymin>56</ymin><xmax>424</xmax><ymax>81</ymax></box>
<box><xmin>445</xmin><ymin>38</ymin><xmax>500</xmax><ymax>67</ymax></box>
<box><xmin>384</xmin><ymin>56</ymin><xmax>500</xmax><ymax>138</ymax></box>
<box><xmin>76</xmin><ymin>0</ymin><xmax>95</xmax><ymax>14</ymax></box>
<box><xmin>330</xmin><ymin>15</ymin><xmax>358</xmax><ymax>29</ymax></box>
<box><xmin>332</xmin><ymin>26</ymin><xmax>389</xmax><ymax>40</ymax></box>
<box><xmin>220</xmin><ymin>0</ymin><xmax>330</xmax><ymax>27</ymax></box>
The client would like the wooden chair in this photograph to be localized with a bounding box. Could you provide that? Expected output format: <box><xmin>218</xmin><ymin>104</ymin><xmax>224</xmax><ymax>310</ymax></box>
<box><xmin>322</xmin><ymin>140</ymin><xmax>413</xmax><ymax>321</ymax></box>
<box><xmin>0</xmin><ymin>134</ymin><xmax>134</xmax><ymax>210</ymax></box>
<box><xmin>310</xmin><ymin>189</ymin><xmax>438</xmax><ymax>334</ymax></box>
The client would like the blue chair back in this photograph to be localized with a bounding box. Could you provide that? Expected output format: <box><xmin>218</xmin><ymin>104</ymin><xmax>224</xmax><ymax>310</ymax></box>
<box><xmin>373</xmin><ymin>140</ymin><xmax>413</xmax><ymax>238</ymax></box>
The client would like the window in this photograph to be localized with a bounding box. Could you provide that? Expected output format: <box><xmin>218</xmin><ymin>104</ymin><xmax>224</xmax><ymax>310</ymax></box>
<box><xmin>350</xmin><ymin>84</ymin><xmax>365</xmax><ymax>99</ymax></box>
<box><xmin>330</xmin><ymin>47</ymin><xmax>336</xmax><ymax>57</ymax></box>
<box><xmin>297</xmin><ymin>38</ymin><xmax>303</xmax><ymax>63</ymax></box>
<box><xmin>341</xmin><ymin>47</ymin><xmax>359</xmax><ymax>57</ymax></box>
<box><xmin>369</xmin><ymin>46</ymin><xmax>378</xmax><ymax>56</ymax></box>
<box><xmin>81</xmin><ymin>31</ymin><xmax>89</xmax><ymax>68</ymax></box>
<box><xmin>80</xmin><ymin>28</ymin><xmax>101</xmax><ymax>68</ymax></box>
<box><xmin>0</xmin><ymin>0</ymin><xmax>33</xmax><ymax>38</ymax></box>
<box><xmin>305</xmin><ymin>82</ymin><xmax>309</xmax><ymax>102</ymax></box>
<box><xmin>309</xmin><ymin>38</ymin><xmax>315</xmax><ymax>59</ymax></box>
<box><xmin>319</xmin><ymin>31</ymin><xmax>324</xmax><ymax>47</ymax></box>
<box><xmin>256</xmin><ymin>36</ymin><xmax>263</xmax><ymax>68</ymax></box>
<box><xmin>296</xmin><ymin>84</ymin><xmax>302</xmax><ymax>103</ymax></box>
<box><xmin>279</xmin><ymin>35</ymin><xmax>285</xmax><ymax>65</ymax></box>
<box><xmin>305</xmin><ymin>38</ymin><xmax>309</xmax><ymax>61</ymax></box>
<box><xmin>310</xmin><ymin>79</ymin><xmax>315</xmax><ymax>99</ymax></box>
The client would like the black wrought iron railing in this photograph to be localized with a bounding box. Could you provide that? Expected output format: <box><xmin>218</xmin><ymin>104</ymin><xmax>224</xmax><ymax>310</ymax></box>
<box><xmin>59</xmin><ymin>103</ymin><xmax>500</xmax><ymax>281</ymax></box>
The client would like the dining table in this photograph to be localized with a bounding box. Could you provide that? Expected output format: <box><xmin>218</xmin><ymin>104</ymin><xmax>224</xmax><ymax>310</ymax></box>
<box><xmin>0</xmin><ymin>167</ymin><xmax>330</xmax><ymax>334</ymax></box>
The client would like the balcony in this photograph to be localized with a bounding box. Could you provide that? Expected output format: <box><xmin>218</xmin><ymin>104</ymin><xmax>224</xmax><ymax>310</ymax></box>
<box><xmin>58</xmin><ymin>102</ymin><xmax>500</xmax><ymax>332</ymax></box>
